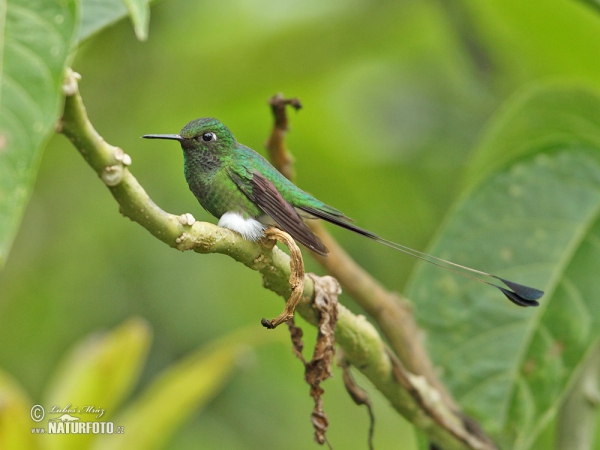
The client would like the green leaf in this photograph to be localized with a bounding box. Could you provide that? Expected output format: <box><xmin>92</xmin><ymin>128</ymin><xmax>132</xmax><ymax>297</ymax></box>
<box><xmin>0</xmin><ymin>0</ymin><xmax>78</xmax><ymax>268</ymax></box>
<box><xmin>122</xmin><ymin>0</ymin><xmax>150</xmax><ymax>41</ymax></box>
<box><xmin>577</xmin><ymin>0</ymin><xmax>600</xmax><ymax>15</ymax></box>
<box><xmin>78</xmin><ymin>0</ymin><xmax>127</xmax><ymax>42</ymax></box>
<box><xmin>465</xmin><ymin>83</ymin><xmax>600</xmax><ymax>191</ymax></box>
<box><xmin>405</xmin><ymin>84</ymin><xmax>600</xmax><ymax>448</ymax></box>
<box><xmin>0</xmin><ymin>370</ymin><xmax>39</xmax><ymax>450</ymax></box>
<box><xmin>79</xmin><ymin>0</ymin><xmax>152</xmax><ymax>42</ymax></box>
<box><xmin>92</xmin><ymin>329</ymin><xmax>256</xmax><ymax>450</ymax></box>
<box><xmin>42</xmin><ymin>318</ymin><xmax>151</xmax><ymax>450</ymax></box>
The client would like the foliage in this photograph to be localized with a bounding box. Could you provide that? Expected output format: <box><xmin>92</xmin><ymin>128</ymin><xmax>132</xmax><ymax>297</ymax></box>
<box><xmin>407</xmin><ymin>84</ymin><xmax>600</xmax><ymax>448</ymax></box>
<box><xmin>0</xmin><ymin>319</ymin><xmax>254</xmax><ymax>450</ymax></box>
<box><xmin>0</xmin><ymin>0</ymin><xmax>78</xmax><ymax>267</ymax></box>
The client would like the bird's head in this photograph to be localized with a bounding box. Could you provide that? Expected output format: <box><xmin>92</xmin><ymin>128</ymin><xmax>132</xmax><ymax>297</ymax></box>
<box><xmin>143</xmin><ymin>117</ymin><xmax>236</xmax><ymax>155</ymax></box>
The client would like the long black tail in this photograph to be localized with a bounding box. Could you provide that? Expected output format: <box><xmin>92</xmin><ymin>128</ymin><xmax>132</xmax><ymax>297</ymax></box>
<box><xmin>299</xmin><ymin>206</ymin><xmax>543</xmax><ymax>307</ymax></box>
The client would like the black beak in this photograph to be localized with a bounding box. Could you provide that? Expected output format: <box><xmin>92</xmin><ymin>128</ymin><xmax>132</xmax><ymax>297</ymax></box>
<box><xmin>142</xmin><ymin>134</ymin><xmax>183</xmax><ymax>141</ymax></box>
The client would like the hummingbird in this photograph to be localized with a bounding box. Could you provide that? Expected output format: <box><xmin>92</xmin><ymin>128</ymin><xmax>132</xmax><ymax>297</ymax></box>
<box><xmin>143</xmin><ymin>117</ymin><xmax>543</xmax><ymax>307</ymax></box>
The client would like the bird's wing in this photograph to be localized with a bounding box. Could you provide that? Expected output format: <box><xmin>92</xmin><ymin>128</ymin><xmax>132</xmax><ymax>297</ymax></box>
<box><xmin>296</xmin><ymin>204</ymin><xmax>378</xmax><ymax>240</ymax></box>
<box><xmin>228</xmin><ymin>168</ymin><xmax>328</xmax><ymax>255</ymax></box>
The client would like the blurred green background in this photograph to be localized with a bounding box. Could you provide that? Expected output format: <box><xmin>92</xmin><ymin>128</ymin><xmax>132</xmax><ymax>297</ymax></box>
<box><xmin>3</xmin><ymin>0</ymin><xmax>600</xmax><ymax>448</ymax></box>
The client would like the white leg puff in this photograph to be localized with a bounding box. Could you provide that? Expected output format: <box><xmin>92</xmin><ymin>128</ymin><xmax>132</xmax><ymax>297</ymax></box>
<box><xmin>218</xmin><ymin>211</ymin><xmax>266</xmax><ymax>241</ymax></box>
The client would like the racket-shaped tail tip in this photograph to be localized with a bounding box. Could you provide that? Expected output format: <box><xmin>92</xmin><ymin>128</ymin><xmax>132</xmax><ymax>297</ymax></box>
<box><xmin>492</xmin><ymin>276</ymin><xmax>543</xmax><ymax>307</ymax></box>
<box><xmin>497</xmin><ymin>286</ymin><xmax>540</xmax><ymax>307</ymax></box>
<box><xmin>493</xmin><ymin>276</ymin><xmax>544</xmax><ymax>301</ymax></box>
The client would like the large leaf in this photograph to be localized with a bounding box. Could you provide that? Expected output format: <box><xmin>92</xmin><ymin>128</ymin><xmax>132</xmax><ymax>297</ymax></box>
<box><xmin>79</xmin><ymin>0</ymin><xmax>150</xmax><ymax>42</ymax></box>
<box><xmin>121</xmin><ymin>0</ymin><xmax>150</xmax><ymax>41</ymax></box>
<box><xmin>92</xmin><ymin>329</ymin><xmax>257</xmax><ymax>450</ymax></box>
<box><xmin>0</xmin><ymin>0</ymin><xmax>78</xmax><ymax>268</ymax></box>
<box><xmin>576</xmin><ymin>0</ymin><xmax>600</xmax><ymax>15</ymax></box>
<box><xmin>0</xmin><ymin>0</ymin><xmax>153</xmax><ymax>269</ymax></box>
<box><xmin>465</xmin><ymin>83</ymin><xmax>600</xmax><ymax>190</ymax></box>
<box><xmin>79</xmin><ymin>0</ymin><xmax>127</xmax><ymax>41</ymax></box>
<box><xmin>42</xmin><ymin>318</ymin><xmax>151</xmax><ymax>450</ymax></box>
<box><xmin>0</xmin><ymin>370</ymin><xmax>39</xmax><ymax>450</ymax></box>
<box><xmin>406</xmin><ymin>84</ymin><xmax>600</xmax><ymax>448</ymax></box>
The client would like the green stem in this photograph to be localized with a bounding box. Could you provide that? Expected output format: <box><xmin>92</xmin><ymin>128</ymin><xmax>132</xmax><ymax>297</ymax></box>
<box><xmin>556</xmin><ymin>340</ymin><xmax>600</xmax><ymax>450</ymax></box>
<box><xmin>59</xmin><ymin>69</ymin><xmax>495</xmax><ymax>450</ymax></box>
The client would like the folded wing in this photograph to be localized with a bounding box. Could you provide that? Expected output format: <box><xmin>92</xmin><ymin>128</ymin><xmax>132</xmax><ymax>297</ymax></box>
<box><xmin>229</xmin><ymin>169</ymin><xmax>329</xmax><ymax>256</ymax></box>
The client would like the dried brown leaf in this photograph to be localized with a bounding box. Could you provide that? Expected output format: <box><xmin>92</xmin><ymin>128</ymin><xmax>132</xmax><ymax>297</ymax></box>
<box><xmin>261</xmin><ymin>227</ymin><xmax>305</xmax><ymax>329</ymax></box>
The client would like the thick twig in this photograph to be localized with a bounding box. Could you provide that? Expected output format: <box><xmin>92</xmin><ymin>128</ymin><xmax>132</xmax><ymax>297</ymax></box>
<box><xmin>264</xmin><ymin>94</ymin><xmax>497</xmax><ymax>449</ymax></box>
<box><xmin>265</xmin><ymin>93</ymin><xmax>301</xmax><ymax>180</ymax></box>
<box><xmin>264</xmin><ymin>95</ymin><xmax>459</xmax><ymax>409</ymax></box>
<box><xmin>59</xmin><ymin>70</ymin><xmax>496</xmax><ymax>450</ymax></box>
<box><xmin>386</xmin><ymin>348</ymin><xmax>496</xmax><ymax>449</ymax></box>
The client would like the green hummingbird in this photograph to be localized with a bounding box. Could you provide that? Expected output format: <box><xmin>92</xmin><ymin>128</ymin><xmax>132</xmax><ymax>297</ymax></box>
<box><xmin>143</xmin><ymin>117</ymin><xmax>543</xmax><ymax>307</ymax></box>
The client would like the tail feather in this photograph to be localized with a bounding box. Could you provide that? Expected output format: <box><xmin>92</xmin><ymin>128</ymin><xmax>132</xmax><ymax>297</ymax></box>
<box><xmin>298</xmin><ymin>205</ymin><xmax>379</xmax><ymax>239</ymax></box>
<box><xmin>298</xmin><ymin>205</ymin><xmax>543</xmax><ymax>307</ymax></box>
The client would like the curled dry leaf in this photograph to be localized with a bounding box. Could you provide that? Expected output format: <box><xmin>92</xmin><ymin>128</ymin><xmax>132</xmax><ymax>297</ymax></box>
<box><xmin>295</xmin><ymin>274</ymin><xmax>340</xmax><ymax>445</ymax></box>
<box><xmin>287</xmin><ymin>318</ymin><xmax>305</xmax><ymax>363</ymax></box>
<box><xmin>260</xmin><ymin>227</ymin><xmax>305</xmax><ymax>329</ymax></box>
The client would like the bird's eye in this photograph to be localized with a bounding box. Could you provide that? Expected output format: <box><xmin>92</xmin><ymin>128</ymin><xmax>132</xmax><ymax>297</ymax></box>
<box><xmin>201</xmin><ymin>132</ymin><xmax>216</xmax><ymax>142</ymax></box>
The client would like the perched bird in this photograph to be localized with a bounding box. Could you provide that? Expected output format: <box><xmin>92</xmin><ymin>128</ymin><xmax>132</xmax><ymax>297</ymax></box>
<box><xmin>143</xmin><ymin>117</ymin><xmax>543</xmax><ymax>307</ymax></box>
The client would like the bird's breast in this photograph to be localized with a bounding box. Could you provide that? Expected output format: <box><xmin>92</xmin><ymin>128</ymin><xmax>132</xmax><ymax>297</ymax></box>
<box><xmin>185</xmin><ymin>166</ymin><xmax>262</xmax><ymax>220</ymax></box>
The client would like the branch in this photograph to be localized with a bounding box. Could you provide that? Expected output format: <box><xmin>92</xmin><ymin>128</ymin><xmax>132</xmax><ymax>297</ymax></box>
<box><xmin>265</xmin><ymin>95</ymin><xmax>459</xmax><ymax>409</ymax></box>
<box><xmin>59</xmin><ymin>70</ymin><xmax>495</xmax><ymax>450</ymax></box>
<box><xmin>265</xmin><ymin>93</ymin><xmax>301</xmax><ymax>180</ymax></box>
